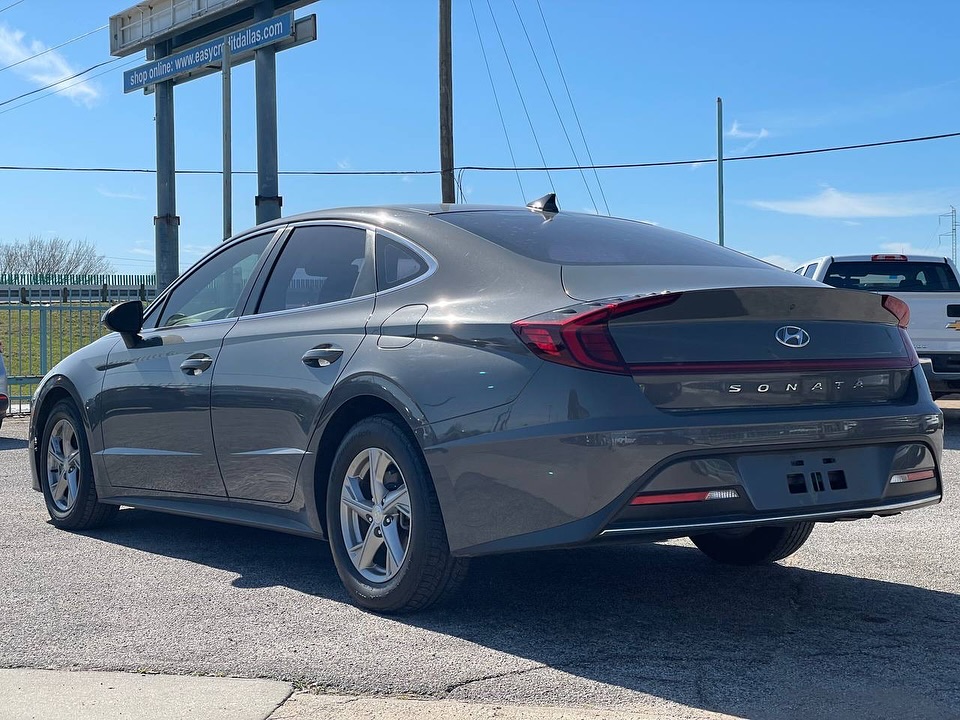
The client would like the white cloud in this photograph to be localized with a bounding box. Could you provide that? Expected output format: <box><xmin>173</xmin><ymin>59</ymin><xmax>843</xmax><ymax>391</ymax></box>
<box><xmin>183</xmin><ymin>244</ymin><xmax>213</xmax><ymax>257</ymax></box>
<box><xmin>758</xmin><ymin>253</ymin><xmax>802</xmax><ymax>270</ymax></box>
<box><xmin>336</xmin><ymin>158</ymin><xmax>351</xmax><ymax>170</ymax></box>
<box><xmin>726</xmin><ymin>120</ymin><xmax>769</xmax><ymax>151</ymax></box>
<box><xmin>129</xmin><ymin>240</ymin><xmax>152</xmax><ymax>257</ymax></box>
<box><xmin>0</xmin><ymin>25</ymin><xmax>100</xmax><ymax>107</ymax></box>
<box><xmin>727</xmin><ymin>120</ymin><xmax>769</xmax><ymax>141</ymax></box>
<box><xmin>748</xmin><ymin>186</ymin><xmax>950</xmax><ymax>219</ymax></box>
<box><xmin>878</xmin><ymin>241</ymin><xmax>945</xmax><ymax>257</ymax></box>
<box><xmin>97</xmin><ymin>187</ymin><xmax>145</xmax><ymax>201</ymax></box>
<box><xmin>841</xmin><ymin>220</ymin><xmax>861</xmax><ymax>226</ymax></box>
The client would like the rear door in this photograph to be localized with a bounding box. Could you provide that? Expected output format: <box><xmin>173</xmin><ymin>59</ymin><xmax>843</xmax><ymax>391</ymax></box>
<box><xmin>211</xmin><ymin>223</ymin><xmax>375</xmax><ymax>503</ymax></box>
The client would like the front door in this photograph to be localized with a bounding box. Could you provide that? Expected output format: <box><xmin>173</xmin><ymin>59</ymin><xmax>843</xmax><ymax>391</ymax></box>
<box><xmin>98</xmin><ymin>231</ymin><xmax>274</xmax><ymax>495</ymax></box>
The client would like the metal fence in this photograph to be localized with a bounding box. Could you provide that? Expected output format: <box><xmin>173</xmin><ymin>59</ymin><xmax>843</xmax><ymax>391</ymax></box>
<box><xmin>2</xmin><ymin>303</ymin><xmax>113</xmax><ymax>413</ymax></box>
<box><xmin>0</xmin><ymin>273</ymin><xmax>157</xmax><ymax>304</ymax></box>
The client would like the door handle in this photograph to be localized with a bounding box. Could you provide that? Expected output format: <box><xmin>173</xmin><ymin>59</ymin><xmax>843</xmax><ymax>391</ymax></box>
<box><xmin>180</xmin><ymin>354</ymin><xmax>213</xmax><ymax>376</ymax></box>
<box><xmin>301</xmin><ymin>346</ymin><xmax>344</xmax><ymax>368</ymax></box>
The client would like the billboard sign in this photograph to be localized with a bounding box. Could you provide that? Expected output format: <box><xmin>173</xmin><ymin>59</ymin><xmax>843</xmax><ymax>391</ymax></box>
<box><xmin>123</xmin><ymin>12</ymin><xmax>294</xmax><ymax>93</ymax></box>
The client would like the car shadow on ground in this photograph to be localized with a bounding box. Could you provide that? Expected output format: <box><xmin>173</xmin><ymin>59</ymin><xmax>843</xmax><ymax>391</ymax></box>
<box><xmin>0</xmin><ymin>436</ymin><xmax>28</xmax><ymax>451</ymax></box>
<box><xmin>83</xmin><ymin>508</ymin><xmax>959</xmax><ymax>720</ymax></box>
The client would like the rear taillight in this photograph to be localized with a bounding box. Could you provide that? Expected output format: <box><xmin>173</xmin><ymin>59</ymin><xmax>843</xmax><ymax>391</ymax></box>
<box><xmin>513</xmin><ymin>293</ymin><xmax>682</xmax><ymax>374</ymax></box>
<box><xmin>880</xmin><ymin>295</ymin><xmax>919</xmax><ymax>366</ymax></box>
<box><xmin>881</xmin><ymin>294</ymin><xmax>910</xmax><ymax>328</ymax></box>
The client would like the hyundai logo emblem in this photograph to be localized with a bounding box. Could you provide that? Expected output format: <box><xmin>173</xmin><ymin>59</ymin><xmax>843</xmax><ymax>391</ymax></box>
<box><xmin>775</xmin><ymin>326</ymin><xmax>810</xmax><ymax>348</ymax></box>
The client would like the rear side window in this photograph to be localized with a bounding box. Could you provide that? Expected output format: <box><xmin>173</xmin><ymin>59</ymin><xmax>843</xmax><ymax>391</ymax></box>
<box><xmin>257</xmin><ymin>225</ymin><xmax>369</xmax><ymax>314</ymax></box>
<box><xmin>803</xmin><ymin>264</ymin><xmax>818</xmax><ymax>278</ymax></box>
<box><xmin>437</xmin><ymin>210</ymin><xmax>764</xmax><ymax>267</ymax></box>
<box><xmin>376</xmin><ymin>235</ymin><xmax>429</xmax><ymax>290</ymax></box>
<box><xmin>823</xmin><ymin>261</ymin><xmax>960</xmax><ymax>292</ymax></box>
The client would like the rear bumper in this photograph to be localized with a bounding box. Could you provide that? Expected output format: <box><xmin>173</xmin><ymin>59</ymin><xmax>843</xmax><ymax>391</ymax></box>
<box><xmin>599</xmin><ymin>494</ymin><xmax>940</xmax><ymax>539</ymax></box>
<box><xmin>427</xmin><ymin>364</ymin><xmax>943</xmax><ymax>556</ymax></box>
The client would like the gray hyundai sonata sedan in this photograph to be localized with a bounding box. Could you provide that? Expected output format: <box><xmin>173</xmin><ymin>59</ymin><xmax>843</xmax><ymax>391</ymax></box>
<box><xmin>29</xmin><ymin>198</ymin><xmax>944</xmax><ymax>612</ymax></box>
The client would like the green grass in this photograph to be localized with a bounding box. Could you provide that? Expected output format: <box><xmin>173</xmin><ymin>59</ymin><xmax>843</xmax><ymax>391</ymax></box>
<box><xmin>1</xmin><ymin>304</ymin><xmax>110</xmax><ymax>406</ymax></box>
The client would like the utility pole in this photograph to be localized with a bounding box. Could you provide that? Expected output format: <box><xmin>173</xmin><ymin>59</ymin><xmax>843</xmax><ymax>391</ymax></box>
<box><xmin>717</xmin><ymin>97</ymin><xmax>724</xmax><ymax>247</ymax></box>
<box><xmin>439</xmin><ymin>0</ymin><xmax>455</xmax><ymax>203</ymax></box>
<box><xmin>940</xmin><ymin>206</ymin><xmax>957</xmax><ymax>263</ymax></box>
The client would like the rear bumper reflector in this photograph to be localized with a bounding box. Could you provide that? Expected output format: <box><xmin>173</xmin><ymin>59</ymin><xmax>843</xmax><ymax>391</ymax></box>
<box><xmin>630</xmin><ymin>488</ymin><xmax>740</xmax><ymax>506</ymax></box>
<box><xmin>889</xmin><ymin>469</ymin><xmax>936</xmax><ymax>484</ymax></box>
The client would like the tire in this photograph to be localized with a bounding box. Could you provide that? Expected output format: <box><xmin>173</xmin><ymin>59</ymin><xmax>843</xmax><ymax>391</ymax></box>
<box><xmin>691</xmin><ymin>522</ymin><xmax>814</xmax><ymax>565</ymax></box>
<box><xmin>39</xmin><ymin>400</ymin><xmax>118</xmax><ymax>530</ymax></box>
<box><xmin>326</xmin><ymin>415</ymin><xmax>468</xmax><ymax>613</ymax></box>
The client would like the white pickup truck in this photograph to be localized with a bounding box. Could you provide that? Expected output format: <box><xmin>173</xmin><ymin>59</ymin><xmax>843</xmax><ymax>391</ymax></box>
<box><xmin>794</xmin><ymin>253</ymin><xmax>960</xmax><ymax>398</ymax></box>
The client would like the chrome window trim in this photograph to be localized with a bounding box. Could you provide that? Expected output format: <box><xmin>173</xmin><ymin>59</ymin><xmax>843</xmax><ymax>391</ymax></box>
<box><xmin>145</xmin><ymin>226</ymin><xmax>287</xmax><ymax>330</ymax></box>
<box><xmin>244</xmin><ymin>219</ymin><xmax>439</xmax><ymax>320</ymax></box>
<box><xmin>372</xmin><ymin>227</ymin><xmax>438</xmax><ymax>296</ymax></box>
<box><xmin>247</xmin><ymin>220</ymin><xmax>377</xmax><ymax>319</ymax></box>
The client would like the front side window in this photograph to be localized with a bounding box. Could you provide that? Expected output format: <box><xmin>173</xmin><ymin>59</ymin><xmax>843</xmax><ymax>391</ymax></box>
<box><xmin>257</xmin><ymin>225</ymin><xmax>369</xmax><ymax>314</ymax></box>
<box><xmin>159</xmin><ymin>233</ymin><xmax>272</xmax><ymax>327</ymax></box>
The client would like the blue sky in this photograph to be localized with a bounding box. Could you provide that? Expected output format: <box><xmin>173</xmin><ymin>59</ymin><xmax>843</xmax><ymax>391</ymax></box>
<box><xmin>1</xmin><ymin>0</ymin><xmax>960</xmax><ymax>274</ymax></box>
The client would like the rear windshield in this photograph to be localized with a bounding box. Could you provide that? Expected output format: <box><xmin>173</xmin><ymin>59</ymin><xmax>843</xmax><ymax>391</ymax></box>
<box><xmin>823</xmin><ymin>261</ymin><xmax>960</xmax><ymax>292</ymax></box>
<box><xmin>436</xmin><ymin>210</ymin><xmax>765</xmax><ymax>267</ymax></box>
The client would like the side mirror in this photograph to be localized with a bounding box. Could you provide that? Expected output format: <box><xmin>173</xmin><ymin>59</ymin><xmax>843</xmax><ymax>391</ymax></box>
<box><xmin>102</xmin><ymin>301</ymin><xmax>144</xmax><ymax>347</ymax></box>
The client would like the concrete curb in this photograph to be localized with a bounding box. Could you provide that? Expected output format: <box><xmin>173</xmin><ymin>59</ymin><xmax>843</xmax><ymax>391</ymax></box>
<box><xmin>0</xmin><ymin>669</ymin><xmax>292</xmax><ymax>720</ymax></box>
<box><xmin>0</xmin><ymin>668</ymin><xmax>742</xmax><ymax>720</ymax></box>
<box><xmin>269</xmin><ymin>692</ymin><xmax>744</xmax><ymax>720</ymax></box>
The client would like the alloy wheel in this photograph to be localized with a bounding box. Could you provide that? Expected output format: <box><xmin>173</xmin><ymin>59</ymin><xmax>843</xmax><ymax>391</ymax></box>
<box><xmin>46</xmin><ymin>418</ymin><xmax>82</xmax><ymax>513</ymax></box>
<box><xmin>339</xmin><ymin>447</ymin><xmax>412</xmax><ymax>583</ymax></box>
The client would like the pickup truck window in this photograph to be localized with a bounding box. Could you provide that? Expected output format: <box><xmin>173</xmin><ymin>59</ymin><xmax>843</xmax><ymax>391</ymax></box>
<box><xmin>823</xmin><ymin>261</ymin><xmax>960</xmax><ymax>292</ymax></box>
<box><xmin>803</xmin><ymin>264</ymin><xmax>818</xmax><ymax>278</ymax></box>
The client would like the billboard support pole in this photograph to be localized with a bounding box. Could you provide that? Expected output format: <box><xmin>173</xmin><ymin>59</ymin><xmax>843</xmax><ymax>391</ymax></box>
<box><xmin>154</xmin><ymin>40</ymin><xmax>179</xmax><ymax>291</ymax></box>
<box><xmin>222</xmin><ymin>41</ymin><xmax>233</xmax><ymax>240</ymax></box>
<box><xmin>254</xmin><ymin>1</ymin><xmax>282</xmax><ymax>224</ymax></box>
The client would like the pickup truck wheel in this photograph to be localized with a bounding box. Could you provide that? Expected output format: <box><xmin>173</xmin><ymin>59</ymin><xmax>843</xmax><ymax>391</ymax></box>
<box><xmin>691</xmin><ymin>522</ymin><xmax>814</xmax><ymax>565</ymax></box>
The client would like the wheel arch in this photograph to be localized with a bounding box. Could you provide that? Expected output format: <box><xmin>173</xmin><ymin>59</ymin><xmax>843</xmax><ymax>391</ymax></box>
<box><xmin>308</xmin><ymin>374</ymin><xmax>436</xmax><ymax>537</ymax></box>
<box><xmin>31</xmin><ymin>376</ymin><xmax>92</xmax><ymax>491</ymax></box>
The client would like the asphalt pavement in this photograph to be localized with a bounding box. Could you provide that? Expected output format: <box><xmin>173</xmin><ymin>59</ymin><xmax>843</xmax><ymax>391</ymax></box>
<box><xmin>0</xmin><ymin>413</ymin><xmax>957</xmax><ymax>720</ymax></box>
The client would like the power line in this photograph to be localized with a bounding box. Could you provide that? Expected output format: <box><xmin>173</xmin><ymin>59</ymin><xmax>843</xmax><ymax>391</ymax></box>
<box><xmin>534</xmin><ymin>0</ymin><xmax>609</xmax><ymax>215</ymax></box>
<box><xmin>0</xmin><ymin>57</ymin><xmax>140</xmax><ymax>116</ymax></box>
<box><xmin>510</xmin><ymin>0</ymin><xmax>597</xmax><ymax>213</ymax></box>
<box><xmin>484</xmin><ymin>0</ymin><xmax>555</xmax><ymax>192</ymax></box>
<box><xmin>469</xmin><ymin>0</ymin><xmax>525</xmax><ymax>201</ymax></box>
<box><xmin>0</xmin><ymin>25</ymin><xmax>108</xmax><ymax>75</ymax></box>
<box><xmin>0</xmin><ymin>57</ymin><xmax>123</xmax><ymax>109</ymax></box>
<box><xmin>1</xmin><ymin>130</ymin><xmax>959</xmax><ymax>176</ymax></box>
<box><xmin>0</xmin><ymin>0</ymin><xmax>27</xmax><ymax>14</ymax></box>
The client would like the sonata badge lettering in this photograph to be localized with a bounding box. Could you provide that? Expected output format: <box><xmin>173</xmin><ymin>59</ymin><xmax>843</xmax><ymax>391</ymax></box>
<box><xmin>775</xmin><ymin>325</ymin><xmax>811</xmax><ymax>348</ymax></box>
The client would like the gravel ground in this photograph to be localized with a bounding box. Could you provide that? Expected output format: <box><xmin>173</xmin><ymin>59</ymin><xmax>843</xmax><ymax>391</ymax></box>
<box><xmin>0</xmin><ymin>413</ymin><xmax>957</xmax><ymax>720</ymax></box>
